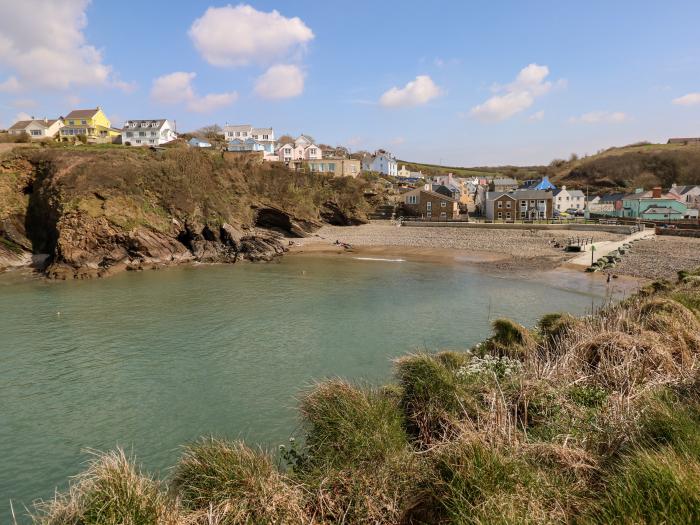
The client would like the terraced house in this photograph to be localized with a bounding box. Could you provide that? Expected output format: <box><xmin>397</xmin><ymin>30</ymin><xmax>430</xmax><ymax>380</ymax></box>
<box><xmin>121</xmin><ymin>119</ymin><xmax>177</xmax><ymax>146</ymax></box>
<box><xmin>60</xmin><ymin>107</ymin><xmax>120</xmax><ymax>141</ymax></box>
<box><xmin>401</xmin><ymin>187</ymin><xmax>460</xmax><ymax>220</ymax></box>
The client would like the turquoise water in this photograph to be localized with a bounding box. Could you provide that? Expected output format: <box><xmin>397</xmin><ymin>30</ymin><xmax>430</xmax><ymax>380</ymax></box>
<box><xmin>0</xmin><ymin>256</ymin><xmax>613</xmax><ymax>521</ymax></box>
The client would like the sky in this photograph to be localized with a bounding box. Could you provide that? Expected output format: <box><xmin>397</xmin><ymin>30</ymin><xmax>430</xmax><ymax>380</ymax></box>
<box><xmin>0</xmin><ymin>0</ymin><xmax>699</xmax><ymax>166</ymax></box>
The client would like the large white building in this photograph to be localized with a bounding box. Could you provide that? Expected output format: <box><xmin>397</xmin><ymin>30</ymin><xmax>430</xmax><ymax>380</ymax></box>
<box><xmin>361</xmin><ymin>150</ymin><xmax>398</xmax><ymax>176</ymax></box>
<box><xmin>122</xmin><ymin>119</ymin><xmax>177</xmax><ymax>146</ymax></box>
<box><xmin>8</xmin><ymin>117</ymin><xmax>63</xmax><ymax>139</ymax></box>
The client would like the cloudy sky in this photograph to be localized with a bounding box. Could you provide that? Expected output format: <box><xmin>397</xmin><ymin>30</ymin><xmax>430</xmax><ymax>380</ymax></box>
<box><xmin>0</xmin><ymin>0</ymin><xmax>699</xmax><ymax>165</ymax></box>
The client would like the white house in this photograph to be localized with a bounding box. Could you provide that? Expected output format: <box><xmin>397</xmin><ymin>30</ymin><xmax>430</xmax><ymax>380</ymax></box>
<box><xmin>221</xmin><ymin>125</ymin><xmax>275</xmax><ymax>154</ymax></box>
<box><xmin>552</xmin><ymin>185</ymin><xmax>586</xmax><ymax>212</ymax></box>
<box><xmin>276</xmin><ymin>135</ymin><xmax>321</xmax><ymax>163</ymax></box>
<box><xmin>669</xmin><ymin>183</ymin><xmax>700</xmax><ymax>210</ymax></box>
<box><xmin>8</xmin><ymin>117</ymin><xmax>63</xmax><ymax>139</ymax></box>
<box><xmin>122</xmin><ymin>119</ymin><xmax>177</xmax><ymax>146</ymax></box>
<box><xmin>362</xmin><ymin>150</ymin><xmax>398</xmax><ymax>176</ymax></box>
<box><xmin>188</xmin><ymin>137</ymin><xmax>211</xmax><ymax>148</ymax></box>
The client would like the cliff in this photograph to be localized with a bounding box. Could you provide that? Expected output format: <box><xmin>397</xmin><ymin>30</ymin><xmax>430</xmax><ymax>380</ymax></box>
<box><xmin>0</xmin><ymin>145</ymin><xmax>371</xmax><ymax>278</ymax></box>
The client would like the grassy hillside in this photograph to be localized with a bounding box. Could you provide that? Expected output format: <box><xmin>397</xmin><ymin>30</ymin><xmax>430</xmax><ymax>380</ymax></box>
<box><xmin>28</xmin><ymin>269</ymin><xmax>700</xmax><ymax>524</ymax></box>
<box><xmin>402</xmin><ymin>142</ymin><xmax>700</xmax><ymax>193</ymax></box>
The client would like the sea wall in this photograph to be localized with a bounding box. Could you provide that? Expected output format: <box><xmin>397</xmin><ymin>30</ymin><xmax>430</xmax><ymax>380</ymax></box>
<box><xmin>402</xmin><ymin>221</ymin><xmax>639</xmax><ymax>235</ymax></box>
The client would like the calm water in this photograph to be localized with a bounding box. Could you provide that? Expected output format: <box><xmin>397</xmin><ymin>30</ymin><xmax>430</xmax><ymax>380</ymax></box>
<box><xmin>1</xmin><ymin>256</ymin><xmax>614</xmax><ymax>521</ymax></box>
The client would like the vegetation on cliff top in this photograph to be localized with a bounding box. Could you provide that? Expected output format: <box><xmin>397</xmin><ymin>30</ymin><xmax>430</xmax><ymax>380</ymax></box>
<box><xmin>25</xmin><ymin>268</ymin><xmax>700</xmax><ymax>524</ymax></box>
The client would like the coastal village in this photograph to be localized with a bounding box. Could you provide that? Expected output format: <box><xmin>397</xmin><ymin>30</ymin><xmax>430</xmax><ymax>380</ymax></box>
<box><xmin>5</xmin><ymin>108</ymin><xmax>700</xmax><ymax>228</ymax></box>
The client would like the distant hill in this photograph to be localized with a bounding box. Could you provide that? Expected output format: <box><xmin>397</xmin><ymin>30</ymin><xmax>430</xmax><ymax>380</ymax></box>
<box><xmin>401</xmin><ymin>141</ymin><xmax>700</xmax><ymax>193</ymax></box>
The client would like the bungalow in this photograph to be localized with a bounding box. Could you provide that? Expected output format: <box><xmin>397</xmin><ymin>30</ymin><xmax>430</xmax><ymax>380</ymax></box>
<box><xmin>228</xmin><ymin>138</ymin><xmax>266</xmax><ymax>153</ymax></box>
<box><xmin>485</xmin><ymin>190</ymin><xmax>554</xmax><ymax>220</ymax></box>
<box><xmin>188</xmin><ymin>137</ymin><xmax>212</xmax><ymax>148</ymax></box>
<box><xmin>361</xmin><ymin>150</ymin><xmax>398</xmax><ymax>176</ymax></box>
<box><xmin>221</xmin><ymin>124</ymin><xmax>275</xmax><ymax>155</ymax></box>
<box><xmin>553</xmin><ymin>185</ymin><xmax>586</xmax><ymax>212</ymax></box>
<box><xmin>401</xmin><ymin>187</ymin><xmax>459</xmax><ymax>220</ymax></box>
<box><xmin>8</xmin><ymin>117</ymin><xmax>63</xmax><ymax>139</ymax></box>
<box><xmin>60</xmin><ymin>107</ymin><xmax>120</xmax><ymax>141</ymax></box>
<box><xmin>306</xmin><ymin>158</ymin><xmax>361</xmax><ymax>177</ymax></box>
<box><xmin>121</xmin><ymin>119</ymin><xmax>177</xmax><ymax>146</ymax></box>
<box><xmin>621</xmin><ymin>187</ymin><xmax>695</xmax><ymax>220</ymax></box>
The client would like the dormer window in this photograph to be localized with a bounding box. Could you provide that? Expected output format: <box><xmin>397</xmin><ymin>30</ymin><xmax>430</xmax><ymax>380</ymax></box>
<box><xmin>81</xmin><ymin>120</ymin><xmax>87</xmax><ymax>125</ymax></box>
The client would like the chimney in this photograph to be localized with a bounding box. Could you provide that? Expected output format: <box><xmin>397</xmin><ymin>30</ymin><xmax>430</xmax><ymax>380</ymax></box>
<box><xmin>652</xmin><ymin>186</ymin><xmax>662</xmax><ymax>199</ymax></box>
<box><xmin>30</xmin><ymin>115</ymin><xmax>35</xmax><ymax>120</ymax></box>
<box><xmin>562</xmin><ymin>185</ymin><xmax>566</xmax><ymax>191</ymax></box>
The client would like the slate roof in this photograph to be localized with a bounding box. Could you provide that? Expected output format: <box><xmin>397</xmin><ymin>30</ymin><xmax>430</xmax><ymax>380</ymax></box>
<box><xmin>9</xmin><ymin>119</ymin><xmax>59</xmax><ymax>130</ymax></box>
<box><xmin>122</xmin><ymin>119</ymin><xmax>168</xmax><ymax>130</ymax></box>
<box><xmin>64</xmin><ymin>108</ymin><xmax>101</xmax><ymax>119</ymax></box>
<box><xmin>641</xmin><ymin>206</ymin><xmax>683</xmax><ymax>215</ymax></box>
<box><xmin>492</xmin><ymin>177</ymin><xmax>518</xmax><ymax>186</ymax></box>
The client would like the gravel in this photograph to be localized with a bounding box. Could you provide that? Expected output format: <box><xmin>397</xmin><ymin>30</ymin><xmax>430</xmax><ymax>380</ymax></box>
<box><xmin>612</xmin><ymin>236</ymin><xmax>700</xmax><ymax>280</ymax></box>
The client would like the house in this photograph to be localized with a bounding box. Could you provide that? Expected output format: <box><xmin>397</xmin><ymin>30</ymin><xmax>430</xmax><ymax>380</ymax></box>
<box><xmin>552</xmin><ymin>185</ymin><xmax>586</xmax><ymax>212</ymax></box>
<box><xmin>401</xmin><ymin>187</ymin><xmax>460</xmax><ymax>220</ymax></box>
<box><xmin>621</xmin><ymin>187</ymin><xmax>695</xmax><ymax>220</ymax></box>
<box><xmin>306</xmin><ymin>158</ymin><xmax>361</xmax><ymax>177</ymax></box>
<box><xmin>188</xmin><ymin>137</ymin><xmax>212</xmax><ymax>148</ymax></box>
<box><xmin>667</xmin><ymin>137</ymin><xmax>700</xmax><ymax>145</ymax></box>
<box><xmin>361</xmin><ymin>150</ymin><xmax>398</xmax><ymax>176</ymax></box>
<box><xmin>60</xmin><ymin>107</ymin><xmax>119</xmax><ymax>141</ymax></box>
<box><xmin>397</xmin><ymin>165</ymin><xmax>423</xmax><ymax>178</ymax></box>
<box><xmin>669</xmin><ymin>184</ymin><xmax>700</xmax><ymax>210</ymax></box>
<box><xmin>490</xmin><ymin>177</ymin><xmax>519</xmax><ymax>192</ymax></box>
<box><xmin>227</xmin><ymin>138</ymin><xmax>266</xmax><ymax>153</ymax></box>
<box><xmin>8</xmin><ymin>117</ymin><xmax>63</xmax><ymax>139</ymax></box>
<box><xmin>276</xmin><ymin>135</ymin><xmax>322</xmax><ymax>163</ymax></box>
<box><xmin>221</xmin><ymin>125</ymin><xmax>275</xmax><ymax>155</ymax></box>
<box><xmin>588</xmin><ymin>193</ymin><xmax>625</xmax><ymax>215</ymax></box>
<box><xmin>485</xmin><ymin>190</ymin><xmax>554</xmax><ymax>220</ymax></box>
<box><xmin>121</xmin><ymin>119</ymin><xmax>177</xmax><ymax>146</ymax></box>
<box><xmin>521</xmin><ymin>176</ymin><xmax>556</xmax><ymax>191</ymax></box>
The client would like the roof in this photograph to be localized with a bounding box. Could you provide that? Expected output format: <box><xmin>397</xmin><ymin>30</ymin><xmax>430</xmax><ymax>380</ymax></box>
<box><xmin>188</xmin><ymin>137</ymin><xmax>211</xmax><ymax>145</ymax></box>
<box><xmin>9</xmin><ymin>119</ymin><xmax>59</xmax><ymax>130</ymax></box>
<box><xmin>223</xmin><ymin>124</ymin><xmax>252</xmax><ymax>132</ymax></box>
<box><xmin>641</xmin><ymin>206</ymin><xmax>683</xmax><ymax>215</ymax></box>
<box><xmin>404</xmin><ymin>188</ymin><xmax>456</xmax><ymax>202</ymax></box>
<box><xmin>522</xmin><ymin>176</ymin><xmax>556</xmax><ymax>190</ymax></box>
<box><xmin>554</xmin><ymin>188</ymin><xmax>585</xmax><ymax>198</ymax></box>
<box><xmin>492</xmin><ymin>177</ymin><xmax>518</xmax><ymax>186</ymax></box>
<box><xmin>487</xmin><ymin>189</ymin><xmax>552</xmax><ymax>201</ymax></box>
<box><xmin>671</xmin><ymin>185</ymin><xmax>700</xmax><ymax>195</ymax></box>
<box><xmin>599</xmin><ymin>193</ymin><xmax>625</xmax><ymax>203</ymax></box>
<box><xmin>122</xmin><ymin>119</ymin><xmax>168</xmax><ymax>129</ymax></box>
<box><xmin>64</xmin><ymin>108</ymin><xmax>101</xmax><ymax>119</ymax></box>
<box><xmin>252</xmin><ymin>127</ymin><xmax>273</xmax><ymax>135</ymax></box>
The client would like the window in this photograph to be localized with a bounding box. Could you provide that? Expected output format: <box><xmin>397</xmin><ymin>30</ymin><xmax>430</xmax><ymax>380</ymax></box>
<box><xmin>498</xmin><ymin>212</ymin><xmax>503</xmax><ymax>219</ymax></box>
<box><xmin>441</xmin><ymin>201</ymin><xmax>446</xmax><ymax>207</ymax></box>
<box><xmin>440</xmin><ymin>212</ymin><xmax>447</xmax><ymax>218</ymax></box>
<box><xmin>69</xmin><ymin>120</ymin><xmax>74</xmax><ymax>125</ymax></box>
<box><xmin>520</xmin><ymin>212</ymin><xmax>526</xmax><ymax>218</ymax></box>
<box><xmin>31</xmin><ymin>130</ymin><xmax>42</xmax><ymax>136</ymax></box>
<box><xmin>506</xmin><ymin>201</ymin><xmax>511</xmax><ymax>208</ymax></box>
<box><xmin>81</xmin><ymin>120</ymin><xmax>86</xmax><ymax>125</ymax></box>
<box><xmin>426</xmin><ymin>202</ymin><xmax>432</xmax><ymax>210</ymax></box>
<box><xmin>149</xmin><ymin>139</ymin><xmax>155</xmax><ymax>144</ymax></box>
<box><xmin>530</xmin><ymin>200</ymin><xmax>535</xmax><ymax>205</ymax></box>
<box><xmin>235</xmin><ymin>132</ymin><xmax>240</xmax><ymax>137</ymax></box>
<box><xmin>497</xmin><ymin>201</ymin><xmax>503</xmax><ymax>208</ymax></box>
<box><xmin>520</xmin><ymin>201</ymin><xmax>527</xmax><ymax>209</ymax></box>
<box><xmin>310</xmin><ymin>148</ymin><xmax>317</xmax><ymax>155</ymax></box>
<box><xmin>262</xmin><ymin>134</ymin><xmax>269</xmax><ymax>140</ymax></box>
<box><xmin>139</xmin><ymin>131</ymin><xmax>146</xmax><ymax>137</ymax></box>
<box><xmin>328</xmin><ymin>163</ymin><xmax>335</xmax><ymax>172</ymax></box>
<box><xmin>136</xmin><ymin>140</ymin><xmax>141</xmax><ymax>144</ymax></box>
<box><xmin>506</xmin><ymin>212</ymin><xmax>511</xmax><ymax>219</ymax></box>
<box><xmin>407</xmin><ymin>195</ymin><xmax>418</xmax><ymax>204</ymax></box>
<box><xmin>126</xmin><ymin>132</ymin><xmax>133</xmax><ymax>137</ymax></box>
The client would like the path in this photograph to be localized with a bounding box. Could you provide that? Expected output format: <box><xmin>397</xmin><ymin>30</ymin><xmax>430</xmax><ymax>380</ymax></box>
<box><xmin>567</xmin><ymin>228</ymin><xmax>655</xmax><ymax>267</ymax></box>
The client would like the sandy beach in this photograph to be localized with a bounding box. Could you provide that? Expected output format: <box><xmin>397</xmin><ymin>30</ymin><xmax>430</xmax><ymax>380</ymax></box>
<box><xmin>289</xmin><ymin>222</ymin><xmax>627</xmax><ymax>271</ymax></box>
<box><xmin>288</xmin><ymin>222</ymin><xmax>700</xmax><ymax>286</ymax></box>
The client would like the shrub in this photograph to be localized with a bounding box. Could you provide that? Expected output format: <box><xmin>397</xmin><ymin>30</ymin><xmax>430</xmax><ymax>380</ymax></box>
<box><xmin>486</xmin><ymin>318</ymin><xmax>537</xmax><ymax>358</ymax></box>
<box><xmin>31</xmin><ymin>449</ymin><xmax>176</xmax><ymax>525</ymax></box>
<box><xmin>298</xmin><ymin>379</ymin><xmax>408</xmax><ymax>468</ymax></box>
<box><xmin>394</xmin><ymin>354</ymin><xmax>479</xmax><ymax>444</ymax></box>
<box><xmin>172</xmin><ymin>438</ymin><xmax>306</xmax><ymax>524</ymax></box>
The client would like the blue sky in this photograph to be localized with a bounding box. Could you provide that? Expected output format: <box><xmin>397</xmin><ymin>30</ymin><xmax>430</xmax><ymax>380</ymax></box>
<box><xmin>1</xmin><ymin>0</ymin><xmax>699</xmax><ymax>165</ymax></box>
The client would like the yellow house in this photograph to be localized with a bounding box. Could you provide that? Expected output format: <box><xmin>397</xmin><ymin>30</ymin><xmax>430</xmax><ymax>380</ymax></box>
<box><xmin>60</xmin><ymin>107</ymin><xmax>120</xmax><ymax>140</ymax></box>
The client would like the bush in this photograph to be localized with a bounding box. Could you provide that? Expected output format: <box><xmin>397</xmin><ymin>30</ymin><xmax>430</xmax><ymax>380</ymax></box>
<box><xmin>486</xmin><ymin>318</ymin><xmax>537</xmax><ymax>358</ymax></box>
<box><xmin>298</xmin><ymin>379</ymin><xmax>408</xmax><ymax>467</ymax></box>
<box><xmin>172</xmin><ymin>438</ymin><xmax>306</xmax><ymax>524</ymax></box>
<box><xmin>31</xmin><ymin>449</ymin><xmax>176</xmax><ymax>525</ymax></box>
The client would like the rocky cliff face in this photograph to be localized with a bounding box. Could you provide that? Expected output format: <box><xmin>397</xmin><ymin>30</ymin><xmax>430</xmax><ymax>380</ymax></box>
<box><xmin>0</xmin><ymin>146</ymin><xmax>370</xmax><ymax>279</ymax></box>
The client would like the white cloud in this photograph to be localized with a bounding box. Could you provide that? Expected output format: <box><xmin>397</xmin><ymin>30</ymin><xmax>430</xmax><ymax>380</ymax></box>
<box><xmin>470</xmin><ymin>63</ymin><xmax>558</xmax><ymax>122</ymax></box>
<box><xmin>672</xmin><ymin>92</ymin><xmax>700</xmax><ymax>106</ymax></box>
<box><xmin>254</xmin><ymin>64</ymin><xmax>305</xmax><ymax>99</ymax></box>
<box><xmin>189</xmin><ymin>4</ymin><xmax>313</xmax><ymax>67</ymax></box>
<box><xmin>528</xmin><ymin>110</ymin><xmax>545</xmax><ymax>121</ymax></box>
<box><xmin>0</xmin><ymin>1</ymin><xmax>129</xmax><ymax>91</ymax></box>
<box><xmin>151</xmin><ymin>72</ymin><xmax>238</xmax><ymax>113</ymax></box>
<box><xmin>0</xmin><ymin>76</ymin><xmax>20</xmax><ymax>93</ymax></box>
<box><xmin>379</xmin><ymin>75</ymin><xmax>442</xmax><ymax>108</ymax></box>
<box><xmin>569</xmin><ymin>111</ymin><xmax>627</xmax><ymax>124</ymax></box>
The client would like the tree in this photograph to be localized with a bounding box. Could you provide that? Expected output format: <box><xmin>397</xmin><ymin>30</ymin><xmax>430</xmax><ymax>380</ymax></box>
<box><xmin>197</xmin><ymin>124</ymin><xmax>222</xmax><ymax>139</ymax></box>
<box><xmin>278</xmin><ymin>134</ymin><xmax>294</xmax><ymax>144</ymax></box>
